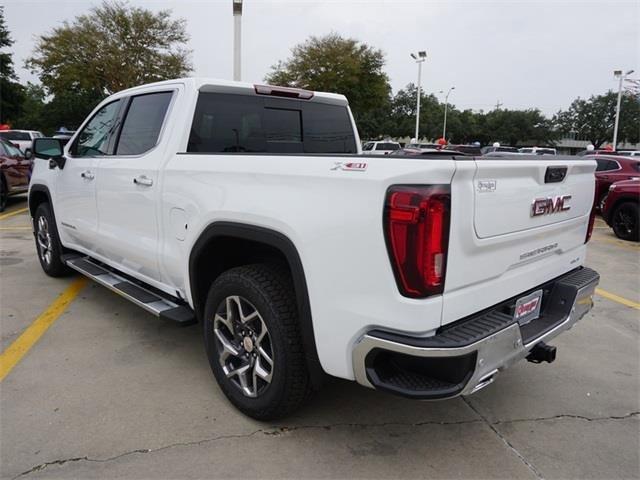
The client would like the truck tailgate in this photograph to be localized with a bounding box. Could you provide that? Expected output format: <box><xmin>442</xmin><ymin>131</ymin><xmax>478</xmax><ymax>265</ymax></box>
<box><xmin>474</xmin><ymin>160</ymin><xmax>594</xmax><ymax>238</ymax></box>
<box><xmin>442</xmin><ymin>156</ymin><xmax>596</xmax><ymax>326</ymax></box>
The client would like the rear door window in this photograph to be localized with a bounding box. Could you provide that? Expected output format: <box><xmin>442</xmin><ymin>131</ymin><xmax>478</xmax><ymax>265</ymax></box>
<box><xmin>187</xmin><ymin>92</ymin><xmax>356</xmax><ymax>154</ymax></box>
<box><xmin>116</xmin><ymin>91</ymin><xmax>173</xmax><ymax>155</ymax></box>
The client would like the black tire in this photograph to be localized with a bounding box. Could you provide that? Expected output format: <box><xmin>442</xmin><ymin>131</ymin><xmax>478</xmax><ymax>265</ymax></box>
<box><xmin>33</xmin><ymin>203</ymin><xmax>72</xmax><ymax>276</ymax></box>
<box><xmin>611</xmin><ymin>202</ymin><xmax>639</xmax><ymax>242</ymax></box>
<box><xmin>203</xmin><ymin>263</ymin><xmax>312</xmax><ymax>420</ymax></box>
<box><xmin>0</xmin><ymin>176</ymin><xmax>7</xmax><ymax>213</ymax></box>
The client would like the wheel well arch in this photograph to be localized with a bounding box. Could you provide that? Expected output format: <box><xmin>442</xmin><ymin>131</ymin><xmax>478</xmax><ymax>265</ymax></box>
<box><xmin>614</xmin><ymin>197</ymin><xmax>639</xmax><ymax>209</ymax></box>
<box><xmin>188</xmin><ymin>221</ymin><xmax>323</xmax><ymax>385</ymax></box>
<box><xmin>28</xmin><ymin>184</ymin><xmax>52</xmax><ymax>218</ymax></box>
<box><xmin>607</xmin><ymin>196</ymin><xmax>639</xmax><ymax>223</ymax></box>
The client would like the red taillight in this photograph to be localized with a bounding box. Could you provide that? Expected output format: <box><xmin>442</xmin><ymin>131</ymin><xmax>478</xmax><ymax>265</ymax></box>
<box><xmin>384</xmin><ymin>185</ymin><xmax>451</xmax><ymax>298</ymax></box>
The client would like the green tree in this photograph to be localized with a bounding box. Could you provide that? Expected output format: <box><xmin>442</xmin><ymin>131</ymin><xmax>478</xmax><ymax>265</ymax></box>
<box><xmin>27</xmin><ymin>1</ymin><xmax>191</xmax><ymax>98</ymax></box>
<box><xmin>388</xmin><ymin>84</ymin><xmax>443</xmax><ymax>140</ymax></box>
<box><xmin>265</xmin><ymin>33</ymin><xmax>391</xmax><ymax>139</ymax></box>
<box><xmin>554</xmin><ymin>91</ymin><xmax>640</xmax><ymax>148</ymax></box>
<box><xmin>13</xmin><ymin>83</ymin><xmax>46</xmax><ymax>132</ymax></box>
<box><xmin>0</xmin><ymin>6</ymin><xmax>25</xmax><ymax>125</ymax></box>
<box><xmin>483</xmin><ymin>108</ymin><xmax>558</xmax><ymax>146</ymax></box>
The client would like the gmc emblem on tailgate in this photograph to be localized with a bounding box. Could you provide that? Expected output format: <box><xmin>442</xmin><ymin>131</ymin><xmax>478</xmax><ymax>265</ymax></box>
<box><xmin>531</xmin><ymin>195</ymin><xmax>572</xmax><ymax>217</ymax></box>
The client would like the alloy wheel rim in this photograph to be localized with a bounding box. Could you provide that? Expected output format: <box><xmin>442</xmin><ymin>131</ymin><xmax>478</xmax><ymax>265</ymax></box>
<box><xmin>36</xmin><ymin>216</ymin><xmax>53</xmax><ymax>265</ymax></box>
<box><xmin>213</xmin><ymin>295</ymin><xmax>274</xmax><ymax>398</ymax></box>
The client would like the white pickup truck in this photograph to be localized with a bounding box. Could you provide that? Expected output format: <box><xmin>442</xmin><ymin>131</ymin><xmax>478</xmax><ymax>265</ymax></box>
<box><xmin>30</xmin><ymin>78</ymin><xmax>599</xmax><ymax>419</ymax></box>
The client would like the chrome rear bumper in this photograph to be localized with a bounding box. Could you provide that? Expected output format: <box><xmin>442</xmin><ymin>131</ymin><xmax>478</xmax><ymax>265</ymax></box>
<box><xmin>352</xmin><ymin>267</ymin><xmax>599</xmax><ymax>399</ymax></box>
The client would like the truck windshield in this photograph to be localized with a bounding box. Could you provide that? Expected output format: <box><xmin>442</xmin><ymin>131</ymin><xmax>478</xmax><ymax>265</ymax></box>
<box><xmin>187</xmin><ymin>93</ymin><xmax>357</xmax><ymax>154</ymax></box>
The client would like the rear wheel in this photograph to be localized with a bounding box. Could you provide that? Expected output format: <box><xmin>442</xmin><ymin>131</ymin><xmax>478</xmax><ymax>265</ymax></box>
<box><xmin>611</xmin><ymin>202</ymin><xmax>639</xmax><ymax>241</ymax></box>
<box><xmin>34</xmin><ymin>203</ymin><xmax>71</xmax><ymax>276</ymax></box>
<box><xmin>203</xmin><ymin>263</ymin><xmax>312</xmax><ymax>420</ymax></box>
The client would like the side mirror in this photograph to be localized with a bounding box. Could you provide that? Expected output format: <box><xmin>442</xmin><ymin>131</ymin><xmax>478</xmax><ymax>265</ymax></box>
<box><xmin>24</xmin><ymin>149</ymin><xmax>33</xmax><ymax>160</ymax></box>
<box><xmin>33</xmin><ymin>137</ymin><xmax>66</xmax><ymax>169</ymax></box>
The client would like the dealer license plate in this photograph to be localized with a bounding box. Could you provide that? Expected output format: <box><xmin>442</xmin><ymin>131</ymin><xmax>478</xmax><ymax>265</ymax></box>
<box><xmin>514</xmin><ymin>289</ymin><xmax>543</xmax><ymax>326</ymax></box>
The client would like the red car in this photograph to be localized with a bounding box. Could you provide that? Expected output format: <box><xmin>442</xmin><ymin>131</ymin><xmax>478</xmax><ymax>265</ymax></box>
<box><xmin>591</xmin><ymin>155</ymin><xmax>640</xmax><ymax>210</ymax></box>
<box><xmin>602</xmin><ymin>179</ymin><xmax>640</xmax><ymax>241</ymax></box>
<box><xmin>0</xmin><ymin>138</ymin><xmax>32</xmax><ymax>212</ymax></box>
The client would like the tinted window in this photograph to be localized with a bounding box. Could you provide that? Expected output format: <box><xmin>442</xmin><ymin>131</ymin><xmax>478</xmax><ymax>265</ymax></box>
<box><xmin>375</xmin><ymin>143</ymin><xmax>399</xmax><ymax>151</ymax></box>
<box><xmin>264</xmin><ymin>108</ymin><xmax>302</xmax><ymax>143</ymax></box>
<box><xmin>0</xmin><ymin>131</ymin><xmax>30</xmax><ymax>141</ymax></box>
<box><xmin>596</xmin><ymin>159</ymin><xmax>619</xmax><ymax>171</ymax></box>
<box><xmin>116</xmin><ymin>92</ymin><xmax>172</xmax><ymax>155</ymax></box>
<box><xmin>363</xmin><ymin>143</ymin><xmax>374</xmax><ymax>151</ymax></box>
<box><xmin>187</xmin><ymin>93</ymin><xmax>356</xmax><ymax>154</ymax></box>
<box><xmin>302</xmin><ymin>102</ymin><xmax>356</xmax><ymax>153</ymax></box>
<box><xmin>71</xmin><ymin>100</ymin><xmax>122</xmax><ymax>156</ymax></box>
<box><xmin>632</xmin><ymin>162</ymin><xmax>640</xmax><ymax>172</ymax></box>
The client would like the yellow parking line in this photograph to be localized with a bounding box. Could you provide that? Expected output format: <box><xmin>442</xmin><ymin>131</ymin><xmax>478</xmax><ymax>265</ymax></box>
<box><xmin>0</xmin><ymin>277</ymin><xmax>88</xmax><ymax>382</ymax></box>
<box><xmin>0</xmin><ymin>207</ymin><xmax>28</xmax><ymax>221</ymax></box>
<box><xmin>596</xmin><ymin>288</ymin><xmax>640</xmax><ymax>310</ymax></box>
<box><xmin>0</xmin><ymin>226</ymin><xmax>32</xmax><ymax>231</ymax></box>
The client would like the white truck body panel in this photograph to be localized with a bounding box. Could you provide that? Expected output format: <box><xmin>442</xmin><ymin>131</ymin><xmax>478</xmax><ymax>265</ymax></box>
<box><xmin>29</xmin><ymin>78</ymin><xmax>597</xmax><ymax>384</ymax></box>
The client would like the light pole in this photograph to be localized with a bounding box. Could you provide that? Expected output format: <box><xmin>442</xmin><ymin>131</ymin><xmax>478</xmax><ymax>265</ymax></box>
<box><xmin>232</xmin><ymin>0</ymin><xmax>243</xmax><ymax>81</ymax></box>
<box><xmin>612</xmin><ymin>69</ymin><xmax>634</xmax><ymax>150</ymax></box>
<box><xmin>410</xmin><ymin>51</ymin><xmax>427</xmax><ymax>141</ymax></box>
<box><xmin>442</xmin><ymin>86</ymin><xmax>455</xmax><ymax>140</ymax></box>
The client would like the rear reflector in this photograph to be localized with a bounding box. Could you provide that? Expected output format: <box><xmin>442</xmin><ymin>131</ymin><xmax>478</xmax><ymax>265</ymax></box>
<box><xmin>384</xmin><ymin>185</ymin><xmax>451</xmax><ymax>298</ymax></box>
<box><xmin>254</xmin><ymin>84</ymin><xmax>314</xmax><ymax>100</ymax></box>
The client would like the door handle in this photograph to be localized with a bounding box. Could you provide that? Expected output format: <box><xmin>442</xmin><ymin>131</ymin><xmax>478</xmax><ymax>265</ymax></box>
<box><xmin>80</xmin><ymin>170</ymin><xmax>95</xmax><ymax>180</ymax></box>
<box><xmin>133</xmin><ymin>175</ymin><xmax>153</xmax><ymax>187</ymax></box>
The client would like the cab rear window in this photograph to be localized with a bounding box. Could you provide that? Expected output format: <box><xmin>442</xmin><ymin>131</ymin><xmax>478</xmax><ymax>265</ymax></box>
<box><xmin>187</xmin><ymin>93</ymin><xmax>357</xmax><ymax>154</ymax></box>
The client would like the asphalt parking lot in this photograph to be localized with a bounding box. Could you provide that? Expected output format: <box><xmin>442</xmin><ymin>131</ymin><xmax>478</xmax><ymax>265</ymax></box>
<box><xmin>1</xmin><ymin>194</ymin><xmax>638</xmax><ymax>480</ymax></box>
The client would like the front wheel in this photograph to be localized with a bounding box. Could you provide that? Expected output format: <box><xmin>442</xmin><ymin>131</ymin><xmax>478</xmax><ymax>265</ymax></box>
<box><xmin>203</xmin><ymin>264</ymin><xmax>312</xmax><ymax>420</ymax></box>
<box><xmin>611</xmin><ymin>202</ymin><xmax>639</xmax><ymax>241</ymax></box>
<box><xmin>34</xmin><ymin>203</ymin><xmax>71</xmax><ymax>276</ymax></box>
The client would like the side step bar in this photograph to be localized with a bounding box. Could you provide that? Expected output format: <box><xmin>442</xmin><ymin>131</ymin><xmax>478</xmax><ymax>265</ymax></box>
<box><xmin>63</xmin><ymin>254</ymin><xmax>196</xmax><ymax>326</ymax></box>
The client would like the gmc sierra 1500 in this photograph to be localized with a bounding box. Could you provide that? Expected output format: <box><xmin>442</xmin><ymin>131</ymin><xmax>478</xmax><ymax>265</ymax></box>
<box><xmin>30</xmin><ymin>78</ymin><xmax>599</xmax><ymax>419</ymax></box>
